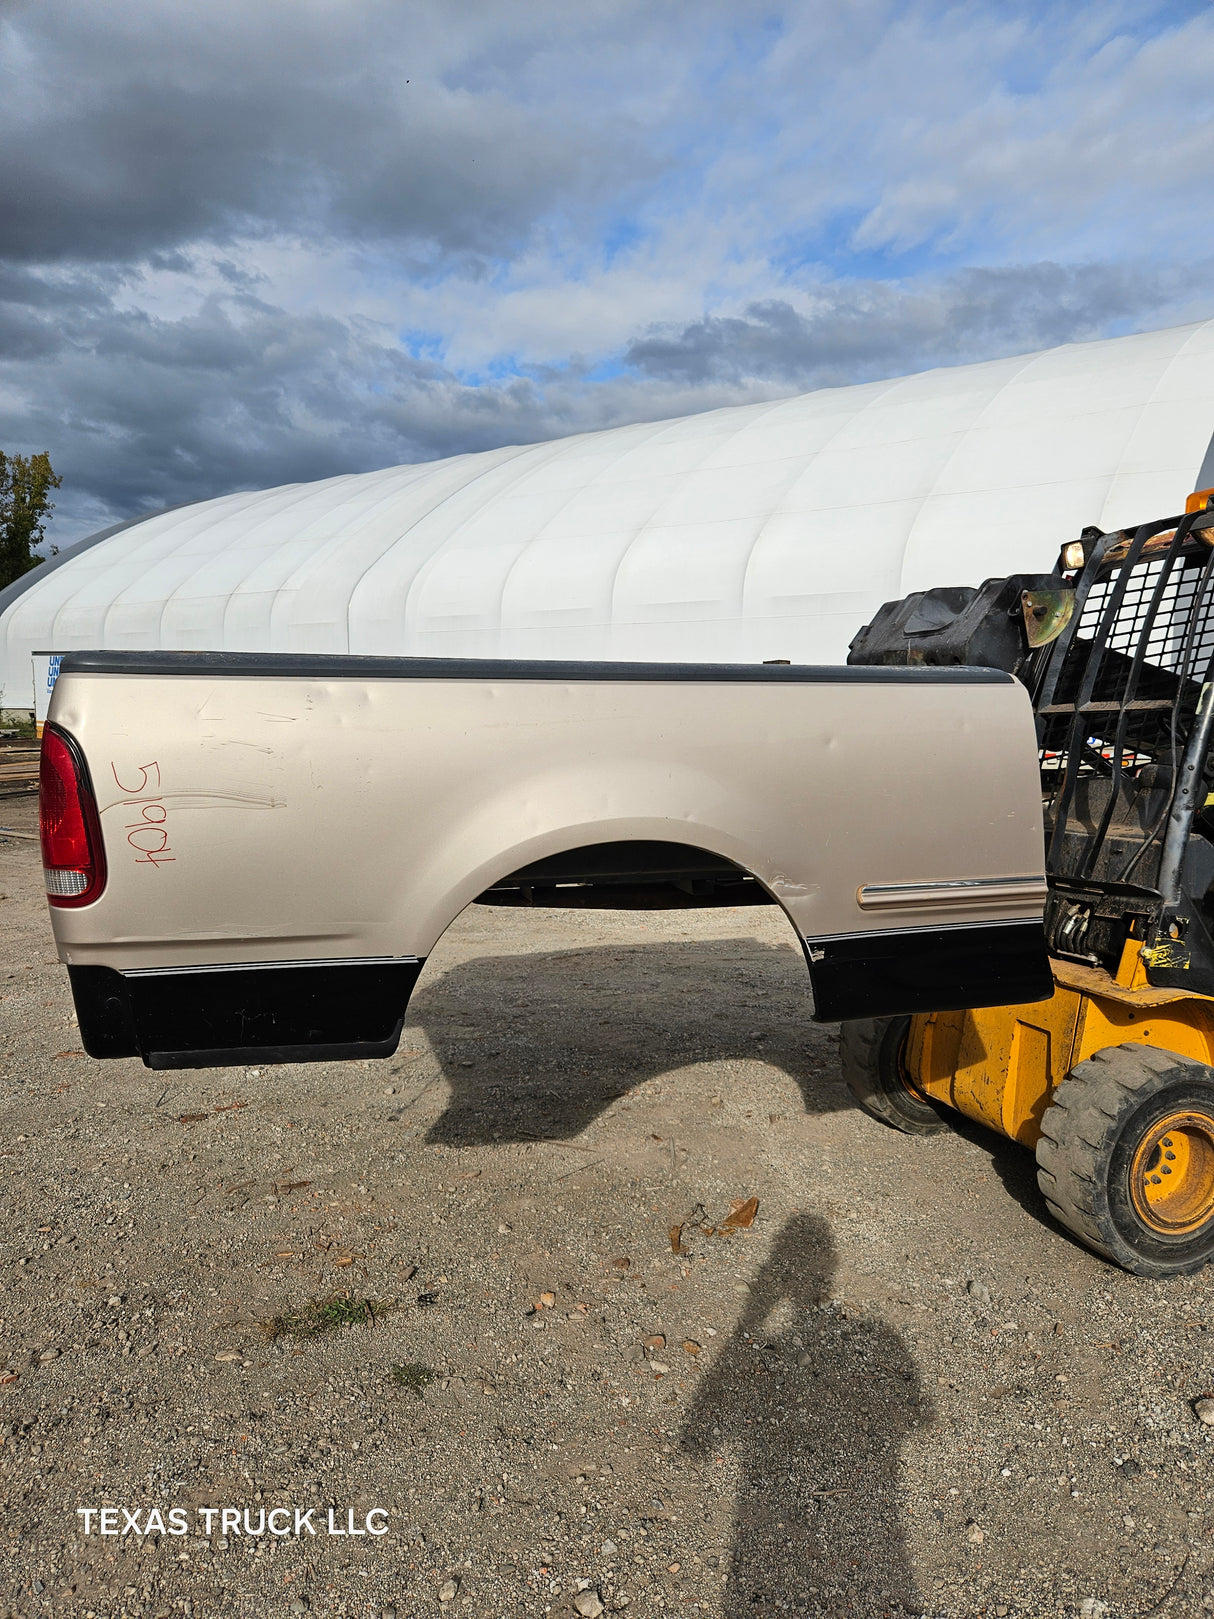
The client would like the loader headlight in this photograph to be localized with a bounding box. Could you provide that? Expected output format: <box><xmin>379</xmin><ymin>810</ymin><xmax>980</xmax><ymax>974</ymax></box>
<box><xmin>1062</xmin><ymin>541</ymin><xmax>1086</xmax><ymax>571</ymax></box>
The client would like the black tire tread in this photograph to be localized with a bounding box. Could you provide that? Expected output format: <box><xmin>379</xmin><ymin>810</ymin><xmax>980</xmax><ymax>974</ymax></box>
<box><xmin>1036</xmin><ymin>1043</ymin><xmax>1214</xmax><ymax>1275</ymax></box>
<box><xmin>840</xmin><ymin>1017</ymin><xmax>949</xmax><ymax>1137</ymax></box>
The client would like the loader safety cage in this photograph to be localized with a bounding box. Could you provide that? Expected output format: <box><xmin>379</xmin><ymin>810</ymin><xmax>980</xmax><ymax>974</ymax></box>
<box><xmin>1030</xmin><ymin>502</ymin><xmax>1214</xmax><ymax>991</ymax></box>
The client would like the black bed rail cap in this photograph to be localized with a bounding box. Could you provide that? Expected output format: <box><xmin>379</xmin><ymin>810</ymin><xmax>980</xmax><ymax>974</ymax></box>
<box><xmin>56</xmin><ymin>648</ymin><xmax>1016</xmax><ymax>685</ymax></box>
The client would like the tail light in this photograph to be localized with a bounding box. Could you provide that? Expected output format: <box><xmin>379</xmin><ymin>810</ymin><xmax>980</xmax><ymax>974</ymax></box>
<box><xmin>40</xmin><ymin>723</ymin><xmax>106</xmax><ymax>907</ymax></box>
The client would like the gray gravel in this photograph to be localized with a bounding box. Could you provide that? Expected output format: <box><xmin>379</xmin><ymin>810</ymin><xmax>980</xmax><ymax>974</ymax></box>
<box><xmin>3</xmin><ymin>800</ymin><xmax>1214</xmax><ymax>1618</ymax></box>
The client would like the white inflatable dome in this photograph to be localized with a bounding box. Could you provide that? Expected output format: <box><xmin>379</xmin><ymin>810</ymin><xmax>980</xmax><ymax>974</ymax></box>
<box><xmin>3</xmin><ymin>318</ymin><xmax>1214</xmax><ymax>708</ymax></box>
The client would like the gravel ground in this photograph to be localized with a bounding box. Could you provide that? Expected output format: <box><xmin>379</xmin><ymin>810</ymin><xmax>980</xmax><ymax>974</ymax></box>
<box><xmin>3</xmin><ymin>797</ymin><xmax>1214</xmax><ymax>1619</ymax></box>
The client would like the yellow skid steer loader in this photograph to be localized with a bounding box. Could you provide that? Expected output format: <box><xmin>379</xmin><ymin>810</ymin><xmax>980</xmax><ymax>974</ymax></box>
<box><xmin>845</xmin><ymin>487</ymin><xmax>1214</xmax><ymax>1277</ymax></box>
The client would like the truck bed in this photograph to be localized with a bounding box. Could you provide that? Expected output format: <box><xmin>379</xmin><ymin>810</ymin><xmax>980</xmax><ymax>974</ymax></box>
<box><xmin>42</xmin><ymin>651</ymin><xmax>1051</xmax><ymax>1067</ymax></box>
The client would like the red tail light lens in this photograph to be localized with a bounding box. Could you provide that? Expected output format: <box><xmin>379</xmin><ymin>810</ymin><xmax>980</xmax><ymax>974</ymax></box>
<box><xmin>40</xmin><ymin>724</ymin><xmax>106</xmax><ymax>907</ymax></box>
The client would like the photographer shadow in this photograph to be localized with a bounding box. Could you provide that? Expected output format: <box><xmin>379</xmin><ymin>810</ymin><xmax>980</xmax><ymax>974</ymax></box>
<box><xmin>680</xmin><ymin>1212</ymin><xmax>927</xmax><ymax>1616</ymax></box>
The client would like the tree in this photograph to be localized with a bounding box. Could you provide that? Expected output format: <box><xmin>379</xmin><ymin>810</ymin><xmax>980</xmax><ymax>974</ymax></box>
<box><xmin>0</xmin><ymin>450</ymin><xmax>62</xmax><ymax>591</ymax></box>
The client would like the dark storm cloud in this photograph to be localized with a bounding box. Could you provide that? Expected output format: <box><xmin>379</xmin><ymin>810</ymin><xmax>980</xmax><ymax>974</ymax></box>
<box><xmin>624</xmin><ymin>263</ymin><xmax>1214</xmax><ymax>389</ymax></box>
<box><xmin>0</xmin><ymin>0</ymin><xmax>627</xmax><ymax>267</ymax></box>
<box><xmin>0</xmin><ymin>276</ymin><xmax>562</xmax><ymax>535</ymax></box>
<box><xmin>0</xmin><ymin>1</ymin><xmax>1212</xmax><ymax>546</ymax></box>
<box><xmin>5</xmin><ymin>256</ymin><xmax>1206</xmax><ymax>546</ymax></box>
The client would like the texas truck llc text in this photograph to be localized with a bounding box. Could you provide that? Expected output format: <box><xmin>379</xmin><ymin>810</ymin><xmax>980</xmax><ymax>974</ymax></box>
<box><xmin>76</xmin><ymin>1506</ymin><xmax>389</xmax><ymax>1539</ymax></box>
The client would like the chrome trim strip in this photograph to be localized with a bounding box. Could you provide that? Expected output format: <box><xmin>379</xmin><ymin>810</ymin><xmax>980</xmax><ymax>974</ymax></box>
<box><xmin>857</xmin><ymin>876</ymin><xmax>1048</xmax><ymax>911</ymax></box>
<box><xmin>122</xmin><ymin>955</ymin><xmax>421</xmax><ymax>978</ymax></box>
<box><xmin>808</xmin><ymin>916</ymin><xmax>1046</xmax><ymax>946</ymax></box>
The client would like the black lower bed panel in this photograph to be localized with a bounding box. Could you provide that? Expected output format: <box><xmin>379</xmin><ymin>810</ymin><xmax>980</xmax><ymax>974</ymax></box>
<box><xmin>68</xmin><ymin>958</ymin><xmax>425</xmax><ymax>1069</ymax></box>
<box><xmin>804</xmin><ymin>919</ymin><xmax>1052</xmax><ymax>1022</ymax></box>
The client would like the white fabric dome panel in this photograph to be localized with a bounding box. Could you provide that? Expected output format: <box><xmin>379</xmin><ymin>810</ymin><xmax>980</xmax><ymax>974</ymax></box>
<box><xmin>3</xmin><ymin>320</ymin><xmax>1214</xmax><ymax>708</ymax></box>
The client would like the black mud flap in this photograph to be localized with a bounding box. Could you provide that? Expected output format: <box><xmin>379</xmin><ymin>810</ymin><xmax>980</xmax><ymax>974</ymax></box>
<box><xmin>804</xmin><ymin>920</ymin><xmax>1052</xmax><ymax>1022</ymax></box>
<box><xmin>67</xmin><ymin>958</ymin><xmax>425</xmax><ymax>1069</ymax></box>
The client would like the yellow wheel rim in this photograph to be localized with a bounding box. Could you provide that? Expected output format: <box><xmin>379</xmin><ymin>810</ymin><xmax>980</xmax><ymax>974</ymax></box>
<box><xmin>1130</xmin><ymin>1110</ymin><xmax>1214</xmax><ymax>1235</ymax></box>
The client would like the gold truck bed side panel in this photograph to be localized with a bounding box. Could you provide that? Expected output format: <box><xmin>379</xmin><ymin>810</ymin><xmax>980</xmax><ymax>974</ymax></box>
<box><xmin>47</xmin><ymin>670</ymin><xmax>1046</xmax><ymax>973</ymax></box>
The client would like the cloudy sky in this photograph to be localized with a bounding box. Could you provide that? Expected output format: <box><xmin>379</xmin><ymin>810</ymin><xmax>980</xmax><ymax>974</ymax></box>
<box><xmin>1</xmin><ymin>0</ymin><xmax>1213</xmax><ymax>545</ymax></box>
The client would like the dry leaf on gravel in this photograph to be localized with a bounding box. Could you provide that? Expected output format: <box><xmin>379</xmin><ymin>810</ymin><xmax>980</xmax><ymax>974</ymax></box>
<box><xmin>721</xmin><ymin>1196</ymin><xmax>759</xmax><ymax>1230</ymax></box>
<box><xmin>671</xmin><ymin>1197</ymin><xmax>758</xmax><ymax>1242</ymax></box>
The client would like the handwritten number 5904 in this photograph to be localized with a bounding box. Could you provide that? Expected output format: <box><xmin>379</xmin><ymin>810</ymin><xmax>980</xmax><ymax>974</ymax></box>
<box><xmin>111</xmin><ymin>760</ymin><xmax>161</xmax><ymax>794</ymax></box>
<box><xmin>109</xmin><ymin>759</ymin><xmax>175</xmax><ymax>868</ymax></box>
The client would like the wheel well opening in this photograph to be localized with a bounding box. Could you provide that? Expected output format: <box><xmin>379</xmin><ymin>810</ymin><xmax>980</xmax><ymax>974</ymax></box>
<box><xmin>473</xmin><ymin>839</ymin><xmax>777</xmax><ymax>911</ymax></box>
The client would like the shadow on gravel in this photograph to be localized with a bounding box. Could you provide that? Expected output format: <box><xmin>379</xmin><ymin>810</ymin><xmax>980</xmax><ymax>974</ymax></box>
<box><xmin>680</xmin><ymin>1212</ymin><xmax>926</xmax><ymax>1616</ymax></box>
<box><xmin>949</xmin><ymin>1113</ymin><xmax>1056</xmax><ymax>1229</ymax></box>
<box><xmin>406</xmin><ymin>936</ymin><xmax>848</xmax><ymax>1146</ymax></box>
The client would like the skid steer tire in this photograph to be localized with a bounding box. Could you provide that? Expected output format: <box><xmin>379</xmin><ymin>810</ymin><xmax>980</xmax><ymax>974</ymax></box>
<box><xmin>840</xmin><ymin>1016</ymin><xmax>950</xmax><ymax>1136</ymax></box>
<box><xmin>1036</xmin><ymin>1043</ymin><xmax>1214</xmax><ymax>1277</ymax></box>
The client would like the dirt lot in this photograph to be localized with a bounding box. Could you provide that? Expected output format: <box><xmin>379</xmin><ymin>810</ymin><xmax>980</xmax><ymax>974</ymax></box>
<box><xmin>3</xmin><ymin>796</ymin><xmax>1214</xmax><ymax>1619</ymax></box>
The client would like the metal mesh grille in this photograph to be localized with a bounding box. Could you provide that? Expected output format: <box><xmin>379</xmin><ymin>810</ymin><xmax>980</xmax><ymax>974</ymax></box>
<box><xmin>1040</xmin><ymin>549</ymin><xmax>1214</xmax><ymax>786</ymax></box>
<box><xmin>1080</xmin><ymin>558</ymin><xmax>1214</xmax><ymax>683</ymax></box>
